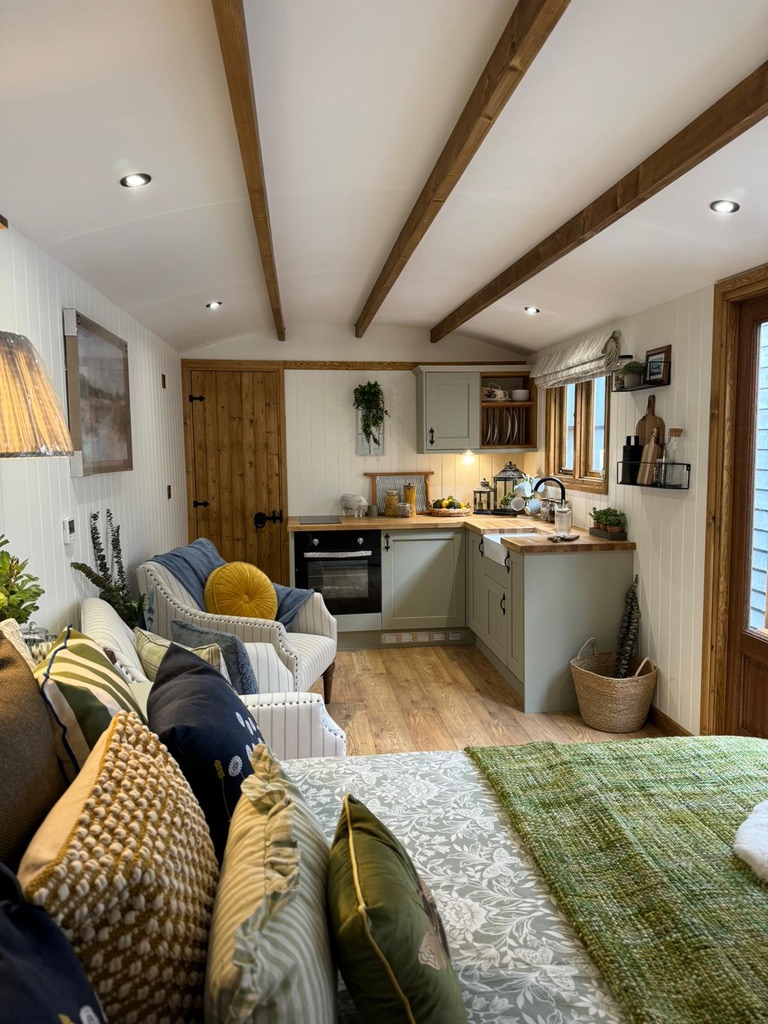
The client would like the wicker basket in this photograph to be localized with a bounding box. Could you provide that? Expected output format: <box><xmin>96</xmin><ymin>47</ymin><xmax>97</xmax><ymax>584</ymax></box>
<box><xmin>424</xmin><ymin>508</ymin><xmax>473</xmax><ymax>517</ymax></box>
<box><xmin>570</xmin><ymin>638</ymin><xmax>657</xmax><ymax>733</ymax></box>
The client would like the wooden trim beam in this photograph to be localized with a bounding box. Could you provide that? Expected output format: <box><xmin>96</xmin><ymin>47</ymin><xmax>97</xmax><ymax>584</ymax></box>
<box><xmin>211</xmin><ymin>0</ymin><xmax>286</xmax><ymax>341</ymax></box>
<box><xmin>354</xmin><ymin>0</ymin><xmax>571</xmax><ymax>339</ymax></box>
<box><xmin>431</xmin><ymin>60</ymin><xmax>768</xmax><ymax>343</ymax></box>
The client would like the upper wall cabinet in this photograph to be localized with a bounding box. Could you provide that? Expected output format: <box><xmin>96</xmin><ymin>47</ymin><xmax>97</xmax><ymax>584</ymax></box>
<box><xmin>413</xmin><ymin>366</ymin><xmax>536</xmax><ymax>454</ymax></box>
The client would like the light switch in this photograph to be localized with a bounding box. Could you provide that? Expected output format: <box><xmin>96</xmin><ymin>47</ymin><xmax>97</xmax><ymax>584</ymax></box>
<box><xmin>62</xmin><ymin>516</ymin><xmax>76</xmax><ymax>545</ymax></box>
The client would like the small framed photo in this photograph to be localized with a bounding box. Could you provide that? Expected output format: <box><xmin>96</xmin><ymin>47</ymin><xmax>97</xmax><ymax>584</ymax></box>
<box><xmin>644</xmin><ymin>345</ymin><xmax>671</xmax><ymax>386</ymax></box>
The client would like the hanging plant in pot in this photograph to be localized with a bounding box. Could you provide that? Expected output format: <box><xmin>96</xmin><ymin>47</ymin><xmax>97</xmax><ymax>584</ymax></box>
<box><xmin>353</xmin><ymin>380</ymin><xmax>389</xmax><ymax>453</ymax></box>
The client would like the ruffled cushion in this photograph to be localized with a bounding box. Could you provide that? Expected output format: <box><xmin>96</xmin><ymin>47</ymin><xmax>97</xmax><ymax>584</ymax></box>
<box><xmin>205</xmin><ymin>562</ymin><xmax>278</xmax><ymax>621</ymax></box>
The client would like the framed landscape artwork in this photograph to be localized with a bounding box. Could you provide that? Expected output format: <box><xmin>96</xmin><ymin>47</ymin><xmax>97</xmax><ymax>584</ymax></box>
<box><xmin>63</xmin><ymin>309</ymin><xmax>133</xmax><ymax>476</ymax></box>
<box><xmin>643</xmin><ymin>344</ymin><xmax>671</xmax><ymax>386</ymax></box>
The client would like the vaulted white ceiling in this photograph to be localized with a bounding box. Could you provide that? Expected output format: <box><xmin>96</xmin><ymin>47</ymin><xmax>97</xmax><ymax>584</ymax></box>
<box><xmin>2</xmin><ymin>0</ymin><xmax>768</xmax><ymax>354</ymax></box>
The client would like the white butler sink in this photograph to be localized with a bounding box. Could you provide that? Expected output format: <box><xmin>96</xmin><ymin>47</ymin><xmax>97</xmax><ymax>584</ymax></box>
<box><xmin>482</xmin><ymin>528</ymin><xmax>544</xmax><ymax>564</ymax></box>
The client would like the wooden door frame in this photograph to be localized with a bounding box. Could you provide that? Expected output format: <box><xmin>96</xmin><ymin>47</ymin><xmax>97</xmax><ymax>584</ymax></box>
<box><xmin>702</xmin><ymin>261</ymin><xmax>768</xmax><ymax>733</ymax></box>
<box><xmin>181</xmin><ymin>359</ymin><xmax>290</xmax><ymax>579</ymax></box>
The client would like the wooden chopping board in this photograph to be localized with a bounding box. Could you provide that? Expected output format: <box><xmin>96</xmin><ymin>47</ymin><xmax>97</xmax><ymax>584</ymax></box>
<box><xmin>636</xmin><ymin>395</ymin><xmax>665</xmax><ymax>446</ymax></box>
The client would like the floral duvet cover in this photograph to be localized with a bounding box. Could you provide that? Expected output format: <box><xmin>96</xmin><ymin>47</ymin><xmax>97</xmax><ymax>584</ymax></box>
<box><xmin>284</xmin><ymin>750</ymin><xmax>624</xmax><ymax>1024</ymax></box>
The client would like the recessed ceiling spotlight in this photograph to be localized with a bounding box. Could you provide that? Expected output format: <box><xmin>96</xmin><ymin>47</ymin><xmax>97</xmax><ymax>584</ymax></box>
<box><xmin>120</xmin><ymin>173</ymin><xmax>152</xmax><ymax>188</ymax></box>
<box><xmin>709</xmin><ymin>199</ymin><xmax>740</xmax><ymax>214</ymax></box>
<box><xmin>524</xmin><ymin>306</ymin><xmax>541</xmax><ymax>315</ymax></box>
<box><xmin>205</xmin><ymin>300</ymin><xmax>223</xmax><ymax>310</ymax></box>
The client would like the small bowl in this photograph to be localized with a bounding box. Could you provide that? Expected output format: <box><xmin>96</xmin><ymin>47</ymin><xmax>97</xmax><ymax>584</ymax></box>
<box><xmin>511</xmin><ymin>389</ymin><xmax>530</xmax><ymax>402</ymax></box>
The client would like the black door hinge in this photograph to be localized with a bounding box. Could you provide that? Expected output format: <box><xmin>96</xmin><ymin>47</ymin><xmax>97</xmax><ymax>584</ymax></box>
<box><xmin>193</xmin><ymin>500</ymin><xmax>210</xmax><ymax>508</ymax></box>
<box><xmin>189</xmin><ymin>394</ymin><xmax>206</xmax><ymax>403</ymax></box>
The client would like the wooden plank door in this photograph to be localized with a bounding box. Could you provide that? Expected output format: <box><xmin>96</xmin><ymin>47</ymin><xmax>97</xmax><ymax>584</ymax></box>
<box><xmin>724</xmin><ymin>295</ymin><xmax>768</xmax><ymax>737</ymax></box>
<box><xmin>182</xmin><ymin>362</ymin><xmax>288</xmax><ymax>584</ymax></box>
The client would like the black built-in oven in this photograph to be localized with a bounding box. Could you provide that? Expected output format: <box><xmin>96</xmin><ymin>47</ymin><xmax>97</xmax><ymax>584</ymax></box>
<box><xmin>294</xmin><ymin>530</ymin><xmax>381</xmax><ymax>615</ymax></box>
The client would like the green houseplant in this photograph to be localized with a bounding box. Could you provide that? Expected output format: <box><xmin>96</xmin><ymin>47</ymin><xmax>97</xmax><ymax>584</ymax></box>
<box><xmin>353</xmin><ymin>381</ymin><xmax>389</xmax><ymax>451</ymax></box>
<box><xmin>616</xmin><ymin>360</ymin><xmax>645</xmax><ymax>389</ymax></box>
<box><xmin>72</xmin><ymin>510</ymin><xmax>145</xmax><ymax>628</ymax></box>
<box><xmin>590</xmin><ymin>507</ymin><xmax>627</xmax><ymax>535</ymax></box>
<box><xmin>0</xmin><ymin>535</ymin><xmax>44</xmax><ymax>623</ymax></box>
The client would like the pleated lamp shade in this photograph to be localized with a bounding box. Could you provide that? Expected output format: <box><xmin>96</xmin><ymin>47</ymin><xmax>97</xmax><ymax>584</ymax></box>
<box><xmin>0</xmin><ymin>332</ymin><xmax>74</xmax><ymax>457</ymax></box>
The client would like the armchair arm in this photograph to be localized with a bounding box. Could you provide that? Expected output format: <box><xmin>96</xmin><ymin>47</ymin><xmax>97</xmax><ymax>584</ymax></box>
<box><xmin>241</xmin><ymin>691</ymin><xmax>346</xmax><ymax>759</ymax></box>
<box><xmin>244</xmin><ymin>642</ymin><xmax>296</xmax><ymax>694</ymax></box>
<box><xmin>290</xmin><ymin>592</ymin><xmax>337</xmax><ymax>641</ymax></box>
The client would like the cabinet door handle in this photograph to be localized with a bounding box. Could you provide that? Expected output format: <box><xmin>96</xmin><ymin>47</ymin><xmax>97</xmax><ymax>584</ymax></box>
<box><xmin>500</xmin><ymin>593</ymin><xmax>506</xmax><ymax>615</ymax></box>
<box><xmin>384</xmin><ymin>532</ymin><xmax>391</xmax><ymax>552</ymax></box>
<box><xmin>428</xmin><ymin>427</ymin><xmax>435</xmax><ymax>446</ymax></box>
<box><xmin>504</xmin><ymin>551</ymin><xmax>510</xmax><ymax>573</ymax></box>
<box><xmin>479</xmin><ymin>539</ymin><xmax>484</xmax><ymax>557</ymax></box>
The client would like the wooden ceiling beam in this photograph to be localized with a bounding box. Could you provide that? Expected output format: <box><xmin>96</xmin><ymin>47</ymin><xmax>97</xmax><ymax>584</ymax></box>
<box><xmin>430</xmin><ymin>59</ymin><xmax>768</xmax><ymax>343</ymax></box>
<box><xmin>0</xmin><ymin>214</ymin><xmax>7</xmax><ymax>229</ymax></box>
<box><xmin>211</xmin><ymin>0</ymin><xmax>286</xmax><ymax>341</ymax></box>
<box><xmin>354</xmin><ymin>0</ymin><xmax>571</xmax><ymax>339</ymax></box>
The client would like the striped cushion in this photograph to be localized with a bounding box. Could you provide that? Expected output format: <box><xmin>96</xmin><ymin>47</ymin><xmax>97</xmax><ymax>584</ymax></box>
<box><xmin>33</xmin><ymin>627</ymin><xmax>146</xmax><ymax>781</ymax></box>
<box><xmin>133</xmin><ymin>627</ymin><xmax>231</xmax><ymax>685</ymax></box>
<box><xmin>205</xmin><ymin>744</ymin><xmax>336</xmax><ymax>1024</ymax></box>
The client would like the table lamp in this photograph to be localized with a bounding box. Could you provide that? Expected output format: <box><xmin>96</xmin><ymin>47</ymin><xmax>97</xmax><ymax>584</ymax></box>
<box><xmin>0</xmin><ymin>332</ymin><xmax>73</xmax><ymax>457</ymax></box>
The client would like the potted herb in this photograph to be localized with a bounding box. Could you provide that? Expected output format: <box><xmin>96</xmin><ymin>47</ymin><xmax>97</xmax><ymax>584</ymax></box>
<box><xmin>616</xmin><ymin>360</ymin><xmax>645</xmax><ymax>390</ymax></box>
<box><xmin>589</xmin><ymin>506</ymin><xmax>627</xmax><ymax>539</ymax></box>
<box><xmin>72</xmin><ymin>510</ymin><xmax>145</xmax><ymax>628</ymax></box>
<box><xmin>0</xmin><ymin>535</ymin><xmax>44</xmax><ymax>623</ymax></box>
<box><xmin>353</xmin><ymin>381</ymin><xmax>389</xmax><ymax>452</ymax></box>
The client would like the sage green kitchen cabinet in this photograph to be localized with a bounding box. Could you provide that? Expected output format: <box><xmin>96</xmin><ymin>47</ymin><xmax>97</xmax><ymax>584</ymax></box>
<box><xmin>414</xmin><ymin>369</ymin><xmax>480</xmax><ymax>453</ymax></box>
<box><xmin>468</xmin><ymin>535</ymin><xmax>634</xmax><ymax>713</ymax></box>
<box><xmin>382</xmin><ymin>529</ymin><xmax>466</xmax><ymax>629</ymax></box>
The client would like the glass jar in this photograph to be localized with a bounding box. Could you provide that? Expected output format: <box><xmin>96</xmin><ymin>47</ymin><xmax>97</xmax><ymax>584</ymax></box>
<box><xmin>554</xmin><ymin>502</ymin><xmax>572</xmax><ymax>537</ymax></box>
<box><xmin>384</xmin><ymin>489</ymin><xmax>400</xmax><ymax>517</ymax></box>
<box><xmin>396</xmin><ymin>502</ymin><xmax>413</xmax><ymax>518</ymax></box>
<box><xmin>403</xmin><ymin>482</ymin><xmax>416</xmax><ymax>515</ymax></box>
<box><xmin>665</xmin><ymin>428</ymin><xmax>685</xmax><ymax>487</ymax></box>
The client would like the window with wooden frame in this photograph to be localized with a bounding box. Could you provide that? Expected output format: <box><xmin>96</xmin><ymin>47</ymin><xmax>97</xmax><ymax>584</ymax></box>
<box><xmin>545</xmin><ymin>377</ymin><xmax>610</xmax><ymax>493</ymax></box>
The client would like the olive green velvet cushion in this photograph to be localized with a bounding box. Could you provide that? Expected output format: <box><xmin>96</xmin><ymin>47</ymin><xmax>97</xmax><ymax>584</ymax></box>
<box><xmin>327</xmin><ymin>795</ymin><xmax>466</xmax><ymax>1024</ymax></box>
<box><xmin>204</xmin><ymin>562</ymin><xmax>278</xmax><ymax>621</ymax></box>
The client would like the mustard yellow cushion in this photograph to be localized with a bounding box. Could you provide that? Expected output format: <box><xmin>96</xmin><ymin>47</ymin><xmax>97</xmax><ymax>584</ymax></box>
<box><xmin>205</xmin><ymin>562</ymin><xmax>278</xmax><ymax>621</ymax></box>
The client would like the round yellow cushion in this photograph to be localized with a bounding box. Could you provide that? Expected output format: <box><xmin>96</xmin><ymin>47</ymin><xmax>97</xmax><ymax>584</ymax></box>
<box><xmin>204</xmin><ymin>562</ymin><xmax>278</xmax><ymax>620</ymax></box>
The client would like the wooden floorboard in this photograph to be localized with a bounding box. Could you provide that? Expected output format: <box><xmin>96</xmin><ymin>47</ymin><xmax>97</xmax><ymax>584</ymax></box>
<box><xmin>321</xmin><ymin>645</ymin><xmax>663</xmax><ymax>756</ymax></box>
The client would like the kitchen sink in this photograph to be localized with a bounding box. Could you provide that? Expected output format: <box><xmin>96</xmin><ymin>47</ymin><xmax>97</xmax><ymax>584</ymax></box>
<box><xmin>482</xmin><ymin>528</ymin><xmax>545</xmax><ymax>563</ymax></box>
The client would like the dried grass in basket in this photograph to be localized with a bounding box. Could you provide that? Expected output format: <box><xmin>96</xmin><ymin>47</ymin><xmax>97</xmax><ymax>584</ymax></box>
<box><xmin>570</xmin><ymin>638</ymin><xmax>657</xmax><ymax>733</ymax></box>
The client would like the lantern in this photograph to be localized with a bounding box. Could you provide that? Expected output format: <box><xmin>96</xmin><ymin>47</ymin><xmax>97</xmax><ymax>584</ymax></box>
<box><xmin>473</xmin><ymin>478</ymin><xmax>493</xmax><ymax>513</ymax></box>
<box><xmin>493</xmin><ymin>462</ymin><xmax>523</xmax><ymax>511</ymax></box>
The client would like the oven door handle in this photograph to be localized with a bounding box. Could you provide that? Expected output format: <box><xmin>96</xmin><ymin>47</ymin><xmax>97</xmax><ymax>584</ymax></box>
<box><xmin>303</xmin><ymin>551</ymin><xmax>373</xmax><ymax>559</ymax></box>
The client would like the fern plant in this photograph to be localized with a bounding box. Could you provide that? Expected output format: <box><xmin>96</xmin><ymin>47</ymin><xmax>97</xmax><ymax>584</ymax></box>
<box><xmin>353</xmin><ymin>381</ymin><xmax>389</xmax><ymax>449</ymax></box>
<box><xmin>72</xmin><ymin>510</ymin><xmax>145</xmax><ymax>628</ymax></box>
<box><xmin>0</xmin><ymin>535</ymin><xmax>44</xmax><ymax>624</ymax></box>
<box><xmin>615</xmin><ymin>573</ymin><xmax>641</xmax><ymax>678</ymax></box>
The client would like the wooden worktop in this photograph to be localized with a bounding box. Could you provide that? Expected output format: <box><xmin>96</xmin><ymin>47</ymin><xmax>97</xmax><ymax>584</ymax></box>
<box><xmin>287</xmin><ymin>515</ymin><xmax>636</xmax><ymax>554</ymax></box>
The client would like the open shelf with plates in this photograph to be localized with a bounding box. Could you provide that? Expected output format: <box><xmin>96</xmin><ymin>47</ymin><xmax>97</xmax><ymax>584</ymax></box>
<box><xmin>480</xmin><ymin>371</ymin><xmax>537</xmax><ymax>450</ymax></box>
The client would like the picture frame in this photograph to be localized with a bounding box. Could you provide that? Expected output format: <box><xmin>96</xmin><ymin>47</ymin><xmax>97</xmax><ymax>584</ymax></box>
<box><xmin>63</xmin><ymin>309</ymin><xmax>133</xmax><ymax>476</ymax></box>
<box><xmin>643</xmin><ymin>344</ymin><xmax>671</xmax><ymax>386</ymax></box>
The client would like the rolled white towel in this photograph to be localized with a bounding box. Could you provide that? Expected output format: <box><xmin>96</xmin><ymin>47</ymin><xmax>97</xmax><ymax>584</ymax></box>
<box><xmin>733</xmin><ymin>800</ymin><xmax>768</xmax><ymax>881</ymax></box>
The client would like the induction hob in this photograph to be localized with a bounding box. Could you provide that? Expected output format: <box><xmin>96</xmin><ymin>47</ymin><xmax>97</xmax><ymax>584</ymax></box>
<box><xmin>298</xmin><ymin>515</ymin><xmax>342</xmax><ymax>525</ymax></box>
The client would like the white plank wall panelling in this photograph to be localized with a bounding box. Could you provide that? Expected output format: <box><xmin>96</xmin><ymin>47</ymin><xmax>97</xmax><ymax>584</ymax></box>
<box><xmin>0</xmin><ymin>226</ymin><xmax>187</xmax><ymax>631</ymax></box>
<box><xmin>566</xmin><ymin>286</ymin><xmax>713</xmax><ymax>736</ymax></box>
<box><xmin>284</xmin><ymin>368</ymin><xmax>541</xmax><ymax>515</ymax></box>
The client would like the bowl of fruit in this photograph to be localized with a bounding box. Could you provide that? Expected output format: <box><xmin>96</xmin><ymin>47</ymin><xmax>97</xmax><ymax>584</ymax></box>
<box><xmin>426</xmin><ymin>496</ymin><xmax>473</xmax><ymax>516</ymax></box>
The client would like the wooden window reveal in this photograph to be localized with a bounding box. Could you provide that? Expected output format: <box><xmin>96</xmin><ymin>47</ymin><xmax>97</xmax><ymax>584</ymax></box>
<box><xmin>545</xmin><ymin>379</ymin><xmax>609</xmax><ymax>494</ymax></box>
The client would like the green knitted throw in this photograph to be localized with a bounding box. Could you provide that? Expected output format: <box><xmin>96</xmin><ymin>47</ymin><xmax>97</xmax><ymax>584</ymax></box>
<box><xmin>467</xmin><ymin>737</ymin><xmax>768</xmax><ymax>1024</ymax></box>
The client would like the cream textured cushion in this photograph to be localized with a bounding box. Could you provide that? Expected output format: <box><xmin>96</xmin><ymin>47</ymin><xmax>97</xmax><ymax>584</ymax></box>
<box><xmin>205</xmin><ymin>744</ymin><xmax>336</xmax><ymax>1024</ymax></box>
<box><xmin>0</xmin><ymin>617</ymin><xmax>36</xmax><ymax>669</ymax></box>
<box><xmin>19</xmin><ymin>711</ymin><xmax>219</xmax><ymax>1024</ymax></box>
<box><xmin>134</xmin><ymin>626</ymin><xmax>230</xmax><ymax>684</ymax></box>
<box><xmin>204</xmin><ymin>562</ymin><xmax>278</xmax><ymax>621</ymax></box>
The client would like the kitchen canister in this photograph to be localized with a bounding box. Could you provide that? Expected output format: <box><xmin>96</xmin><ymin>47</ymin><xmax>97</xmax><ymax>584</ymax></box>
<box><xmin>403</xmin><ymin>482</ymin><xmax>416</xmax><ymax>515</ymax></box>
<box><xmin>397</xmin><ymin>502</ymin><xmax>413</xmax><ymax>517</ymax></box>
<box><xmin>384</xmin><ymin>489</ymin><xmax>400</xmax><ymax>517</ymax></box>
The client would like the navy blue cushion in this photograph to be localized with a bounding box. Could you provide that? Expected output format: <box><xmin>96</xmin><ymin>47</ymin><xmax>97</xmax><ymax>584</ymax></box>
<box><xmin>0</xmin><ymin>863</ymin><xmax>107</xmax><ymax>1023</ymax></box>
<box><xmin>147</xmin><ymin>644</ymin><xmax>264</xmax><ymax>862</ymax></box>
<box><xmin>170</xmin><ymin>619</ymin><xmax>259</xmax><ymax>695</ymax></box>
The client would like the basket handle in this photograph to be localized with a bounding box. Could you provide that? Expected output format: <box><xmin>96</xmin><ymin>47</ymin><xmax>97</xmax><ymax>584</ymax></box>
<box><xmin>636</xmin><ymin>656</ymin><xmax>654</xmax><ymax>676</ymax></box>
<box><xmin>576</xmin><ymin>637</ymin><xmax>597</xmax><ymax>658</ymax></box>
